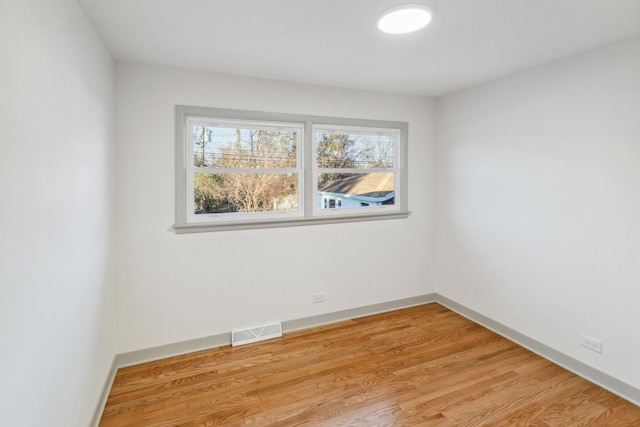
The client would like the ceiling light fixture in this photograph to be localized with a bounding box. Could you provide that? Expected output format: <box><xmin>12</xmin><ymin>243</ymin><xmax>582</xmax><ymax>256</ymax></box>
<box><xmin>377</xmin><ymin>3</ymin><xmax>432</xmax><ymax>35</ymax></box>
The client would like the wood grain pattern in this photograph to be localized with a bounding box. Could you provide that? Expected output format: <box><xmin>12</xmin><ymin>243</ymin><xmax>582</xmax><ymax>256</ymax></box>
<box><xmin>99</xmin><ymin>304</ymin><xmax>640</xmax><ymax>426</ymax></box>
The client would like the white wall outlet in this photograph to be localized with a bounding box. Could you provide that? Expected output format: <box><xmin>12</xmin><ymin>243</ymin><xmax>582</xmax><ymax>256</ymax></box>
<box><xmin>312</xmin><ymin>292</ymin><xmax>325</xmax><ymax>303</ymax></box>
<box><xmin>580</xmin><ymin>334</ymin><xmax>602</xmax><ymax>353</ymax></box>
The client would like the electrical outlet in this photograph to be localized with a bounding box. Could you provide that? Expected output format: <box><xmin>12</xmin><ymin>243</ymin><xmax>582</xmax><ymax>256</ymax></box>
<box><xmin>312</xmin><ymin>292</ymin><xmax>325</xmax><ymax>303</ymax></box>
<box><xmin>580</xmin><ymin>334</ymin><xmax>602</xmax><ymax>353</ymax></box>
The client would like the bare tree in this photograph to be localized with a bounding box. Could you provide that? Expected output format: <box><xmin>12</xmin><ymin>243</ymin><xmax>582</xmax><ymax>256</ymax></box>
<box><xmin>194</xmin><ymin>128</ymin><xmax>393</xmax><ymax>214</ymax></box>
<box><xmin>194</xmin><ymin>128</ymin><xmax>297</xmax><ymax>214</ymax></box>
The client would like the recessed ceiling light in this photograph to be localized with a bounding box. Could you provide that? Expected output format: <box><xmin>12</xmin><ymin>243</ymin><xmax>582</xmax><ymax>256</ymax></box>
<box><xmin>377</xmin><ymin>4</ymin><xmax>432</xmax><ymax>35</ymax></box>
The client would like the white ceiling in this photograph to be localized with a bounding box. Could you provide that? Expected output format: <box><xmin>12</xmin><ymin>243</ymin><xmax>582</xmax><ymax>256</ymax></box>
<box><xmin>77</xmin><ymin>0</ymin><xmax>640</xmax><ymax>96</ymax></box>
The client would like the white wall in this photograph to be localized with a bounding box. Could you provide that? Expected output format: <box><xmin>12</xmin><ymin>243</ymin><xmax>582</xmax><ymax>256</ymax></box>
<box><xmin>0</xmin><ymin>0</ymin><xmax>115</xmax><ymax>426</ymax></box>
<box><xmin>435</xmin><ymin>36</ymin><xmax>640</xmax><ymax>389</ymax></box>
<box><xmin>114</xmin><ymin>63</ymin><xmax>436</xmax><ymax>353</ymax></box>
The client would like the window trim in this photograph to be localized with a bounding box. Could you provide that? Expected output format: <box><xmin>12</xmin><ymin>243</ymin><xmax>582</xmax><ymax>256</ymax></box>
<box><xmin>174</xmin><ymin>105</ymin><xmax>409</xmax><ymax>233</ymax></box>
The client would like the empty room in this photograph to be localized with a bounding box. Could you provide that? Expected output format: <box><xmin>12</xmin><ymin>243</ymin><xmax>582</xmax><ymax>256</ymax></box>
<box><xmin>2</xmin><ymin>0</ymin><xmax>640</xmax><ymax>425</ymax></box>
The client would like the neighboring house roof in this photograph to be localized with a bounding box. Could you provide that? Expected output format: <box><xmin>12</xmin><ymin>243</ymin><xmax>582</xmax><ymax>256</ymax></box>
<box><xmin>319</xmin><ymin>173</ymin><xmax>394</xmax><ymax>198</ymax></box>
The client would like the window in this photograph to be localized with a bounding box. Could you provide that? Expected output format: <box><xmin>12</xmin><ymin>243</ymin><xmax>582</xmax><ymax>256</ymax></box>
<box><xmin>323</xmin><ymin>198</ymin><xmax>341</xmax><ymax>209</ymax></box>
<box><xmin>314</xmin><ymin>125</ymin><xmax>399</xmax><ymax>214</ymax></box>
<box><xmin>187</xmin><ymin>118</ymin><xmax>303</xmax><ymax>223</ymax></box>
<box><xmin>175</xmin><ymin>106</ymin><xmax>408</xmax><ymax>232</ymax></box>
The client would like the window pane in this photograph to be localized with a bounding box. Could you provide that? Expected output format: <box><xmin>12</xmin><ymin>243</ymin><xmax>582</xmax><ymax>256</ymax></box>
<box><xmin>194</xmin><ymin>173</ymin><xmax>298</xmax><ymax>214</ymax></box>
<box><xmin>316</xmin><ymin>132</ymin><xmax>394</xmax><ymax>169</ymax></box>
<box><xmin>193</xmin><ymin>126</ymin><xmax>297</xmax><ymax>168</ymax></box>
<box><xmin>317</xmin><ymin>172</ymin><xmax>395</xmax><ymax>209</ymax></box>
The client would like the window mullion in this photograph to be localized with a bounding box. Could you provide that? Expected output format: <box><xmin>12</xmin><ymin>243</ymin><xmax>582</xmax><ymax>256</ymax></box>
<box><xmin>303</xmin><ymin>120</ymin><xmax>314</xmax><ymax>218</ymax></box>
<box><xmin>191</xmin><ymin>167</ymin><xmax>300</xmax><ymax>174</ymax></box>
<box><xmin>315</xmin><ymin>167</ymin><xmax>396</xmax><ymax>174</ymax></box>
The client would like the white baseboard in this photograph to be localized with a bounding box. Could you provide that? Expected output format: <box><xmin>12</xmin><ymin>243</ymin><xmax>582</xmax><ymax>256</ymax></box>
<box><xmin>115</xmin><ymin>332</ymin><xmax>232</xmax><ymax>368</ymax></box>
<box><xmin>282</xmin><ymin>294</ymin><xmax>438</xmax><ymax>333</ymax></box>
<box><xmin>89</xmin><ymin>358</ymin><xmax>117</xmax><ymax>427</ymax></box>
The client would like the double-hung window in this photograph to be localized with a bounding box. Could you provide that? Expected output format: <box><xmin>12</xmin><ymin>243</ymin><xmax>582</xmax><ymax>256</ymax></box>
<box><xmin>186</xmin><ymin>118</ymin><xmax>303</xmax><ymax>222</ymax></box>
<box><xmin>313</xmin><ymin>125</ymin><xmax>400</xmax><ymax>215</ymax></box>
<box><xmin>175</xmin><ymin>106</ymin><xmax>408</xmax><ymax>232</ymax></box>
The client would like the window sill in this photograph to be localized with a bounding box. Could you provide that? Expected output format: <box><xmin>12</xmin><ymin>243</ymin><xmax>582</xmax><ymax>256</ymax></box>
<box><xmin>173</xmin><ymin>211</ymin><xmax>410</xmax><ymax>234</ymax></box>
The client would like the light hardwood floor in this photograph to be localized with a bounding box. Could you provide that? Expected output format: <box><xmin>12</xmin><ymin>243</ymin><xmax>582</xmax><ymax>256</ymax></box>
<box><xmin>100</xmin><ymin>304</ymin><xmax>640</xmax><ymax>426</ymax></box>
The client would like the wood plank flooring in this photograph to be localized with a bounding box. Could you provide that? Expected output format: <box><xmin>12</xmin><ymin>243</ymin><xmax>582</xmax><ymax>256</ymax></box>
<box><xmin>99</xmin><ymin>303</ymin><xmax>640</xmax><ymax>426</ymax></box>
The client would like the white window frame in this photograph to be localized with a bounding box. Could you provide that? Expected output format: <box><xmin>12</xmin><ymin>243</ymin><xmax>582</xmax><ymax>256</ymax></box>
<box><xmin>174</xmin><ymin>106</ymin><xmax>409</xmax><ymax>233</ymax></box>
